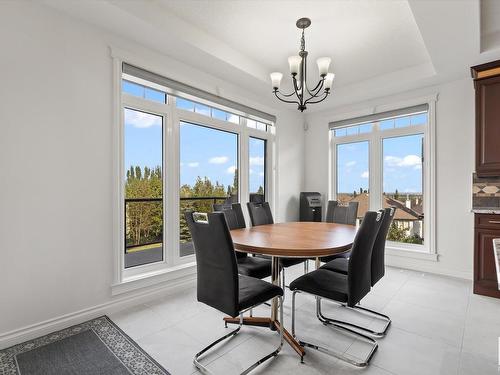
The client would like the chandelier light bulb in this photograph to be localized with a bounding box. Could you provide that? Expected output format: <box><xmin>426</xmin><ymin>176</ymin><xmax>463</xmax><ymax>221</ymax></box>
<box><xmin>316</xmin><ymin>57</ymin><xmax>331</xmax><ymax>77</ymax></box>
<box><xmin>324</xmin><ymin>73</ymin><xmax>335</xmax><ymax>90</ymax></box>
<box><xmin>270</xmin><ymin>72</ymin><xmax>283</xmax><ymax>90</ymax></box>
<box><xmin>288</xmin><ymin>56</ymin><xmax>301</xmax><ymax>75</ymax></box>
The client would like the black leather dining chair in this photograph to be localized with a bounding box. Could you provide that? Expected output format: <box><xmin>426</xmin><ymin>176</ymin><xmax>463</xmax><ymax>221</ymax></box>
<box><xmin>213</xmin><ymin>203</ymin><xmax>272</xmax><ymax>280</ymax></box>
<box><xmin>320</xmin><ymin>207</ymin><xmax>396</xmax><ymax>336</ymax></box>
<box><xmin>185</xmin><ymin>211</ymin><xmax>284</xmax><ymax>374</ymax></box>
<box><xmin>319</xmin><ymin>200</ymin><xmax>359</xmax><ymax>263</ymax></box>
<box><xmin>246</xmin><ymin>202</ymin><xmax>306</xmax><ymax>288</ymax></box>
<box><xmin>290</xmin><ymin>210</ymin><xmax>384</xmax><ymax>367</ymax></box>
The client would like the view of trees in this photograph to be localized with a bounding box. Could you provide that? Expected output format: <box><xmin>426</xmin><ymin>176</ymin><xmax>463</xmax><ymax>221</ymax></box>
<box><xmin>125</xmin><ymin>166</ymin><xmax>163</xmax><ymax>248</ymax></box>
<box><xmin>126</xmin><ymin>166</ymin><xmax>266</xmax><ymax>249</ymax></box>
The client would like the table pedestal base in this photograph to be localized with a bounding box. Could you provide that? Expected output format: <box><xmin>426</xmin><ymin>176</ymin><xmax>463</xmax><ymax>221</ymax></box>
<box><xmin>223</xmin><ymin>316</ymin><xmax>306</xmax><ymax>360</ymax></box>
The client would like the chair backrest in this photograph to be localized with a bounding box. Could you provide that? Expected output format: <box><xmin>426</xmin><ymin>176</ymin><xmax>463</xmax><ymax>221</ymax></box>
<box><xmin>184</xmin><ymin>211</ymin><xmax>239</xmax><ymax>317</ymax></box>
<box><xmin>326</xmin><ymin>201</ymin><xmax>358</xmax><ymax>226</ymax></box>
<box><xmin>371</xmin><ymin>207</ymin><xmax>396</xmax><ymax>286</ymax></box>
<box><xmin>213</xmin><ymin>203</ymin><xmax>247</xmax><ymax>259</ymax></box>
<box><xmin>213</xmin><ymin>203</ymin><xmax>246</xmax><ymax>230</ymax></box>
<box><xmin>347</xmin><ymin>210</ymin><xmax>384</xmax><ymax>307</ymax></box>
<box><xmin>247</xmin><ymin>202</ymin><xmax>274</xmax><ymax>226</ymax></box>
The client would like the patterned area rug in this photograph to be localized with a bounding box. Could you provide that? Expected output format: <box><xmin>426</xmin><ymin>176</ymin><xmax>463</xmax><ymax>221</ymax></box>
<box><xmin>0</xmin><ymin>316</ymin><xmax>170</xmax><ymax>375</ymax></box>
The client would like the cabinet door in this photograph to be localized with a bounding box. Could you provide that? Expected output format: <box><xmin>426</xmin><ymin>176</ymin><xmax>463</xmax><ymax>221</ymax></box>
<box><xmin>474</xmin><ymin>227</ymin><xmax>500</xmax><ymax>297</ymax></box>
<box><xmin>476</xmin><ymin>76</ymin><xmax>500</xmax><ymax>176</ymax></box>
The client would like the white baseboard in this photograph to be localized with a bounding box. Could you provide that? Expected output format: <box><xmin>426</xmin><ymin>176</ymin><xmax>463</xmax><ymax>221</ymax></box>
<box><xmin>386</xmin><ymin>255</ymin><xmax>473</xmax><ymax>280</ymax></box>
<box><xmin>0</xmin><ymin>273</ymin><xmax>196</xmax><ymax>350</ymax></box>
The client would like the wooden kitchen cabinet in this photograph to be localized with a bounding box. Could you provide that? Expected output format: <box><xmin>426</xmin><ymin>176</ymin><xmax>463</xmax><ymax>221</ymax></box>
<box><xmin>474</xmin><ymin>214</ymin><xmax>500</xmax><ymax>298</ymax></box>
<box><xmin>471</xmin><ymin>61</ymin><xmax>500</xmax><ymax>177</ymax></box>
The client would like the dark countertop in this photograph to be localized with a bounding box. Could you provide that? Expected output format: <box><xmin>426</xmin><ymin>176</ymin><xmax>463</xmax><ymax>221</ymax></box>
<box><xmin>472</xmin><ymin>208</ymin><xmax>500</xmax><ymax>214</ymax></box>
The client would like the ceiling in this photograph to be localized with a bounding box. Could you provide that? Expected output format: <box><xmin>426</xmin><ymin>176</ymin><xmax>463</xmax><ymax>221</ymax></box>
<box><xmin>159</xmin><ymin>0</ymin><xmax>431</xmax><ymax>88</ymax></box>
<box><xmin>43</xmin><ymin>0</ymin><xmax>500</xmax><ymax>113</ymax></box>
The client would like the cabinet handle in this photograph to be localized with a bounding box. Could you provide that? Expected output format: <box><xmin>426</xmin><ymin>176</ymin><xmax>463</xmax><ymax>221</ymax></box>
<box><xmin>488</xmin><ymin>220</ymin><xmax>500</xmax><ymax>224</ymax></box>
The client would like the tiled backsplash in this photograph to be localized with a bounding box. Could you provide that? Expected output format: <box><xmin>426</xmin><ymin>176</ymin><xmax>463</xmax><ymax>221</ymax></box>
<box><xmin>472</xmin><ymin>173</ymin><xmax>500</xmax><ymax>208</ymax></box>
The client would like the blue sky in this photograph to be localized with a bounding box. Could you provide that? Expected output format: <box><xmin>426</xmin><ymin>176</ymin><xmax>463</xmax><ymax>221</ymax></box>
<box><xmin>336</xmin><ymin>133</ymin><xmax>423</xmax><ymax>194</ymax></box>
<box><xmin>180</xmin><ymin>122</ymin><xmax>237</xmax><ymax>188</ymax></box>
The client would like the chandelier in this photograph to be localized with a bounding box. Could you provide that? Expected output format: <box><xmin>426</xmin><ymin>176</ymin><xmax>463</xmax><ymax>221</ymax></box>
<box><xmin>270</xmin><ymin>18</ymin><xmax>334</xmax><ymax>112</ymax></box>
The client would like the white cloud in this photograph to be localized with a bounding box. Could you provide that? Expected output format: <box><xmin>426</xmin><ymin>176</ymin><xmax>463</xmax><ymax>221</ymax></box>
<box><xmin>226</xmin><ymin>165</ymin><xmax>237</xmax><ymax>174</ymax></box>
<box><xmin>384</xmin><ymin>155</ymin><xmax>421</xmax><ymax>168</ymax></box>
<box><xmin>361</xmin><ymin>171</ymin><xmax>369</xmax><ymax>178</ymax></box>
<box><xmin>124</xmin><ymin>109</ymin><xmax>162</xmax><ymax>128</ymax></box>
<box><xmin>346</xmin><ymin>161</ymin><xmax>356</xmax><ymax>167</ymax></box>
<box><xmin>259</xmin><ymin>172</ymin><xmax>264</xmax><ymax>177</ymax></box>
<box><xmin>209</xmin><ymin>156</ymin><xmax>229</xmax><ymax>164</ymax></box>
<box><xmin>249</xmin><ymin>169</ymin><xmax>254</xmax><ymax>175</ymax></box>
<box><xmin>249</xmin><ymin>156</ymin><xmax>264</xmax><ymax>166</ymax></box>
<box><xmin>187</xmin><ymin>162</ymin><xmax>199</xmax><ymax>168</ymax></box>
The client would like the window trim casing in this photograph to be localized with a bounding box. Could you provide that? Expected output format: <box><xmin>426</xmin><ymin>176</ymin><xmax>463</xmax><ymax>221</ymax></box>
<box><xmin>111</xmin><ymin>50</ymin><xmax>277</xmax><ymax>291</ymax></box>
<box><xmin>329</xmin><ymin>95</ymin><xmax>437</xmax><ymax>256</ymax></box>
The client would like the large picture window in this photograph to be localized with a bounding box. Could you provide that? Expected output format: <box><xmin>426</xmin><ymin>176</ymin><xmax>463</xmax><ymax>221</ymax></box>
<box><xmin>117</xmin><ymin>62</ymin><xmax>276</xmax><ymax>279</ymax></box>
<box><xmin>331</xmin><ymin>104</ymin><xmax>433</xmax><ymax>253</ymax></box>
<box><xmin>179</xmin><ymin>123</ymin><xmax>239</xmax><ymax>257</ymax></box>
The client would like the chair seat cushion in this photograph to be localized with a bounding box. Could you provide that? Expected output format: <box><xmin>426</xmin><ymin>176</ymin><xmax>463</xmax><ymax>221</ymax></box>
<box><xmin>320</xmin><ymin>258</ymin><xmax>349</xmax><ymax>274</ymax></box>
<box><xmin>289</xmin><ymin>269</ymin><xmax>348</xmax><ymax>303</ymax></box>
<box><xmin>238</xmin><ymin>275</ymin><xmax>283</xmax><ymax>311</ymax></box>
<box><xmin>319</xmin><ymin>249</ymin><xmax>351</xmax><ymax>263</ymax></box>
<box><xmin>237</xmin><ymin>256</ymin><xmax>272</xmax><ymax>279</ymax></box>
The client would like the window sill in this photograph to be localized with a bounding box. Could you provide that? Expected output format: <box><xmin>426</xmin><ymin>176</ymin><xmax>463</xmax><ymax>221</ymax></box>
<box><xmin>111</xmin><ymin>262</ymin><xmax>197</xmax><ymax>296</ymax></box>
<box><xmin>386</xmin><ymin>246</ymin><xmax>438</xmax><ymax>262</ymax></box>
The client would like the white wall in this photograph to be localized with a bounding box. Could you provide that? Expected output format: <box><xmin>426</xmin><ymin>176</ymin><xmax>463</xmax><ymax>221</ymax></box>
<box><xmin>304</xmin><ymin>78</ymin><xmax>475</xmax><ymax>279</ymax></box>
<box><xmin>0</xmin><ymin>2</ymin><xmax>303</xmax><ymax>339</ymax></box>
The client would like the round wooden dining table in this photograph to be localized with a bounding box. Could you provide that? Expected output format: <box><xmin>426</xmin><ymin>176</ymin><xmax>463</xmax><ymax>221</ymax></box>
<box><xmin>224</xmin><ymin>221</ymin><xmax>357</xmax><ymax>359</ymax></box>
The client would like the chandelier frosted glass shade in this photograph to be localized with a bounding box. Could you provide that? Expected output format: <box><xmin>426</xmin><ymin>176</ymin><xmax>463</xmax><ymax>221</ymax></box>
<box><xmin>270</xmin><ymin>18</ymin><xmax>334</xmax><ymax>112</ymax></box>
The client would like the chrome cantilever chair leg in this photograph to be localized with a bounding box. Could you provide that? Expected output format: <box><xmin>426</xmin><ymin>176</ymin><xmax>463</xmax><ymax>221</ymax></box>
<box><xmin>194</xmin><ymin>297</ymin><xmax>284</xmax><ymax>375</ymax></box>
<box><xmin>292</xmin><ymin>291</ymin><xmax>378</xmax><ymax>367</ymax></box>
<box><xmin>316</xmin><ymin>298</ymin><xmax>391</xmax><ymax>337</ymax></box>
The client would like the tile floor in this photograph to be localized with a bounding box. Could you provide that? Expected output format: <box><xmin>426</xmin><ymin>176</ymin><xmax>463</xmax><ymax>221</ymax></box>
<box><xmin>109</xmin><ymin>265</ymin><xmax>500</xmax><ymax>374</ymax></box>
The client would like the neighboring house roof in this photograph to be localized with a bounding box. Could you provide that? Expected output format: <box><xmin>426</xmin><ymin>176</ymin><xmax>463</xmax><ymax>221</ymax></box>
<box><xmin>337</xmin><ymin>193</ymin><xmax>423</xmax><ymax>221</ymax></box>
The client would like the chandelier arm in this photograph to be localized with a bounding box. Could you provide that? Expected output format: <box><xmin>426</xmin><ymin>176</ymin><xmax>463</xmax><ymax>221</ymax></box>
<box><xmin>274</xmin><ymin>90</ymin><xmax>300</xmax><ymax>105</ymax></box>
<box><xmin>306</xmin><ymin>77</ymin><xmax>325</xmax><ymax>97</ymax></box>
<box><xmin>292</xmin><ymin>75</ymin><xmax>304</xmax><ymax>105</ymax></box>
<box><xmin>303</xmin><ymin>91</ymin><xmax>330</xmax><ymax>105</ymax></box>
<box><xmin>276</xmin><ymin>89</ymin><xmax>298</xmax><ymax>97</ymax></box>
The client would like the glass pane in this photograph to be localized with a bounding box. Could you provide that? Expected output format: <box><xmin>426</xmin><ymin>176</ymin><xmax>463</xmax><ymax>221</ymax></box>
<box><xmin>247</xmin><ymin>119</ymin><xmax>257</xmax><ymax>129</ymax></box>
<box><xmin>249</xmin><ymin>137</ymin><xmax>266</xmax><ymax>203</ymax></box>
<box><xmin>122</xmin><ymin>80</ymin><xmax>166</xmax><ymax>104</ymax></box>
<box><xmin>176</xmin><ymin>97</ymin><xmax>195</xmax><ymax>112</ymax></box>
<box><xmin>346</xmin><ymin>126</ymin><xmax>358</xmax><ymax>136</ymax></box>
<box><xmin>194</xmin><ymin>103</ymin><xmax>210</xmax><ymax>116</ymax></box>
<box><xmin>379</xmin><ymin>119</ymin><xmax>394</xmax><ymax>131</ymax></box>
<box><xmin>256</xmin><ymin>122</ymin><xmax>267</xmax><ymax>131</ymax></box>
<box><xmin>336</xmin><ymin>141</ymin><xmax>369</xmax><ymax>221</ymax></box>
<box><xmin>411</xmin><ymin>113</ymin><xmax>427</xmax><ymax>126</ymax></box>
<box><xmin>179</xmin><ymin>122</ymin><xmax>238</xmax><ymax>257</ymax></box>
<box><xmin>122</xmin><ymin>80</ymin><xmax>144</xmax><ymax>97</ymax></box>
<box><xmin>395</xmin><ymin>116</ymin><xmax>411</xmax><ymax>128</ymax></box>
<box><xmin>334</xmin><ymin>128</ymin><xmax>347</xmax><ymax>137</ymax></box>
<box><xmin>383</xmin><ymin>134</ymin><xmax>424</xmax><ymax>245</ymax></box>
<box><xmin>212</xmin><ymin>108</ymin><xmax>228</xmax><ymax>121</ymax></box>
<box><xmin>144</xmin><ymin>87</ymin><xmax>166</xmax><ymax>103</ymax></box>
<box><xmin>123</xmin><ymin>108</ymin><xmax>163</xmax><ymax>268</ymax></box>
<box><xmin>359</xmin><ymin>123</ymin><xmax>372</xmax><ymax>133</ymax></box>
<box><xmin>228</xmin><ymin>113</ymin><xmax>240</xmax><ymax>124</ymax></box>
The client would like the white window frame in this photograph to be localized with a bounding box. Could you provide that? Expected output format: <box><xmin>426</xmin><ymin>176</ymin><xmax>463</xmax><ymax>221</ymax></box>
<box><xmin>111</xmin><ymin>52</ymin><xmax>276</xmax><ymax>291</ymax></box>
<box><xmin>329</xmin><ymin>97</ymin><xmax>436</xmax><ymax>255</ymax></box>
